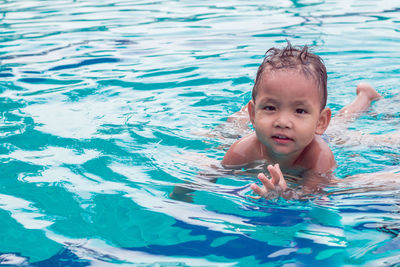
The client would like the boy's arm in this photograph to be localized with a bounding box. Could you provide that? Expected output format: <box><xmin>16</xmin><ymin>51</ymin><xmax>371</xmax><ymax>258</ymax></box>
<box><xmin>169</xmin><ymin>152</ymin><xmax>221</xmax><ymax>202</ymax></box>
<box><xmin>298</xmin><ymin>135</ymin><xmax>336</xmax><ymax>173</ymax></box>
<box><xmin>295</xmin><ymin>137</ymin><xmax>336</xmax><ymax>196</ymax></box>
<box><xmin>170</xmin><ymin>175</ymin><xmax>217</xmax><ymax>202</ymax></box>
<box><xmin>221</xmin><ymin>133</ymin><xmax>261</xmax><ymax>167</ymax></box>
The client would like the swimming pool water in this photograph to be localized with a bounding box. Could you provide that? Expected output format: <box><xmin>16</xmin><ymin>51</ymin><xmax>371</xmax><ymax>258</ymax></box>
<box><xmin>1</xmin><ymin>0</ymin><xmax>400</xmax><ymax>265</ymax></box>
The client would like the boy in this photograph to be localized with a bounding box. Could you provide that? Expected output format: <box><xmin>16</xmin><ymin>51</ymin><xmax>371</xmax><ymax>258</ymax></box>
<box><xmin>222</xmin><ymin>42</ymin><xmax>381</xmax><ymax>199</ymax></box>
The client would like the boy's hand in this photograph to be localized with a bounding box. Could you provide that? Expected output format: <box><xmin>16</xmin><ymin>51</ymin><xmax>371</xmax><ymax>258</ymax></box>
<box><xmin>250</xmin><ymin>164</ymin><xmax>290</xmax><ymax>199</ymax></box>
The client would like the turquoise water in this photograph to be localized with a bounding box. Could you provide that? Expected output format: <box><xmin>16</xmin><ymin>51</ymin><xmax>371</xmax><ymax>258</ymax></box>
<box><xmin>1</xmin><ymin>0</ymin><xmax>400</xmax><ymax>265</ymax></box>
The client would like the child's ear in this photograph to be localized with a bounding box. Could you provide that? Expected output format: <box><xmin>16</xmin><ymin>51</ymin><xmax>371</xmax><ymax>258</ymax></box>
<box><xmin>316</xmin><ymin>107</ymin><xmax>331</xmax><ymax>135</ymax></box>
<box><xmin>248</xmin><ymin>100</ymin><xmax>256</xmax><ymax>125</ymax></box>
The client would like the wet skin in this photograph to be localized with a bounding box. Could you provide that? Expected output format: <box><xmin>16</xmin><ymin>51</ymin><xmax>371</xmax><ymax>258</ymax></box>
<box><xmin>222</xmin><ymin>69</ymin><xmax>334</xmax><ymax>197</ymax></box>
<box><xmin>222</xmin><ymin>69</ymin><xmax>333</xmax><ymax>170</ymax></box>
<box><xmin>249</xmin><ymin>69</ymin><xmax>330</xmax><ymax>167</ymax></box>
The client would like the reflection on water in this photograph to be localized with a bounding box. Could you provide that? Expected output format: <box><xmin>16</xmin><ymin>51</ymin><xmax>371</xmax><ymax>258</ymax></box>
<box><xmin>1</xmin><ymin>0</ymin><xmax>400</xmax><ymax>265</ymax></box>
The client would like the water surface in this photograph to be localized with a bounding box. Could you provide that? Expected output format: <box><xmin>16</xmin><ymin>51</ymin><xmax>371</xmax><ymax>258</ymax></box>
<box><xmin>1</xmin><ymin>0</ymin><xmax>400</xmax><ymax>265</ymax></box>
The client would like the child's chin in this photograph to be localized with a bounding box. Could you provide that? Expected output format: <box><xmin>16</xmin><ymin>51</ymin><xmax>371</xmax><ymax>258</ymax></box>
<box><xmin>271</xmin><ymin>148</ymin><xmax>294</xmax><ymax>156</ymax></box>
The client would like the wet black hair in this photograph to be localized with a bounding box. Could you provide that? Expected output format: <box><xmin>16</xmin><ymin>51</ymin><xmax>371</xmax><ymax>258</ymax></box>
<box><xmin>252</xmin><ymin>41</ymin><xmax>328</xmax><ymax>110</ymax></box>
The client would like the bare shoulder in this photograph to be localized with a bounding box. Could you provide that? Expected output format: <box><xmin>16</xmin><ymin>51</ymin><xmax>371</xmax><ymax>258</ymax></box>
<box><xmin>301</xmin><ymin>135</ymin><xmax>336</xmax><ymax>172</ymax></box>
<box><xmin>221</xmin><ymin>132</ymin><xmax>263</xmax><ymax>168</ymax></box>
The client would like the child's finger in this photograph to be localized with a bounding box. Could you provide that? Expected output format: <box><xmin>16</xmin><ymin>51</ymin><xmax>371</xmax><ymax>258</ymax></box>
<box><xmin>274</xmin><ymin>164</ymin><xmax>288</xmax><ymax>189</ymax></box>
<box><xmin>257</xmin><ymin>172</ymin><xmax>274</xmax><ymax>190</ymax></box>
<box><xmin>269</xmin><ymin>164</ymin><xmax>288</xmax><ymax>190</ymax></box>
<box><xmin>250</xmin><ymin>183</ymin><xmax>266</xmax><ymax>198</ymax></box>
<box><xmin>268</xmin><ymin>164</ymin><xmax>282</xmax><ymax>186</ymax></box>
<box><xmin>267</xmin><ymin>165</ymin><xmax>278</xmax><ymax>185</ymax></box>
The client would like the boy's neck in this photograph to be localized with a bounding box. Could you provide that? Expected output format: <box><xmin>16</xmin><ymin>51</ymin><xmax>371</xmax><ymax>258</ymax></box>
<box><xmin>260</xmin><ymin>145</ymin><xmax>304</xmax><ymax>170</ymax></box>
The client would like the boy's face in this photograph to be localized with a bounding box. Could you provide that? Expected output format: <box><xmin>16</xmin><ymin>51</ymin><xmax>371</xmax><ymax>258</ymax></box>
<box><xmin>249</xmin><ymin>69</ymin><xmax>330</xmax><ymax>159</ymax></box>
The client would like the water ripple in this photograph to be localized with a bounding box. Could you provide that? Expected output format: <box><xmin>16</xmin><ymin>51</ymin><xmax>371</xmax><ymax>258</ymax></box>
<box><xmin>1</xmin><ymin>0</ymin><xmax>400</xmax><ymax>265</ymax></box>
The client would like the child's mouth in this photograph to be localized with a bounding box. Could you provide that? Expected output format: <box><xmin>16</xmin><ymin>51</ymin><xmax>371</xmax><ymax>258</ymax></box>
<box><xmin>272</xmin><ymin>135</ymin><xmax>293</xmax><ymax>144</ymax></box>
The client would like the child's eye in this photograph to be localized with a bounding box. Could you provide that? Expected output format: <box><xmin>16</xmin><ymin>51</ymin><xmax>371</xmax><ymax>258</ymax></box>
<box><xmin>296</xmin><ymin>108</ymin><xmax>307</xmax><ymax>114</ymax></box>
<box><xmin>264</xmin><ymin>106</ymin><xmax>276</xmax><ymax>111</ymax></box>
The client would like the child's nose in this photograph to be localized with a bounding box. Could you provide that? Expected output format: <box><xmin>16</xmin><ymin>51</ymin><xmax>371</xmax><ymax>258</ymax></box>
<box><xmin>273</xmin><ymin>115</ymin><xmax>292</xmax><ymax>128</ymax></box>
